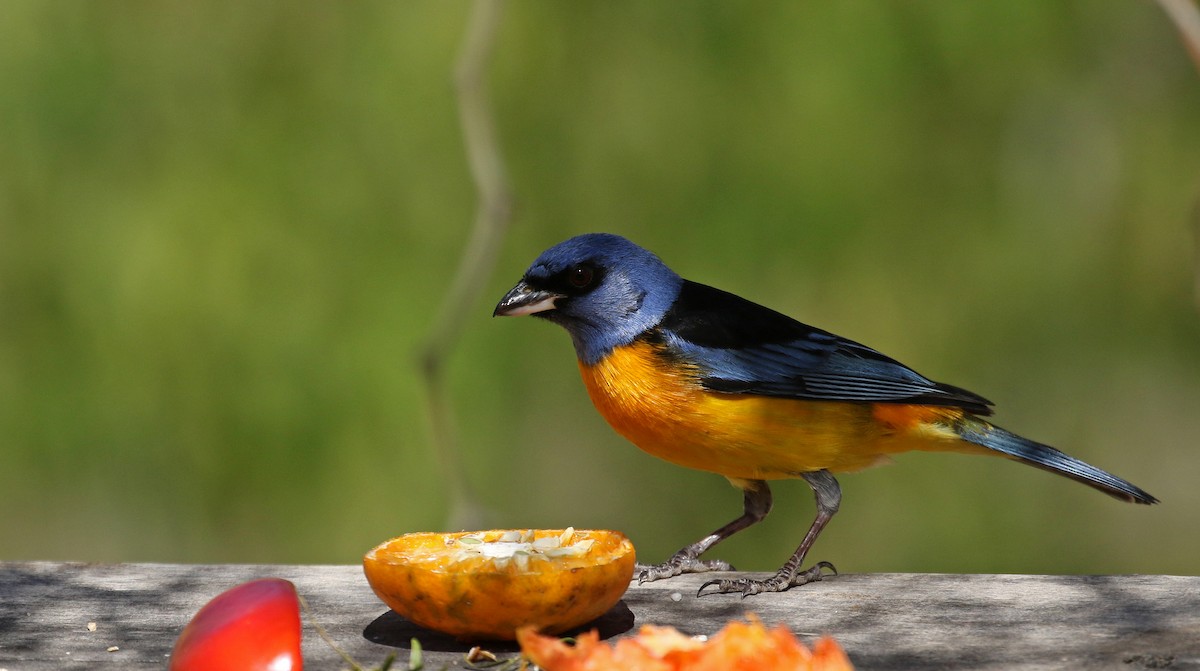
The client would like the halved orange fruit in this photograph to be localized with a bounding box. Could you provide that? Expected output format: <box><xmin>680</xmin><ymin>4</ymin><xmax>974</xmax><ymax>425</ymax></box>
<box><xmin>363</xmin><ymin>528</ymin><xmax>635</xmax><ymax>640</ymax></box>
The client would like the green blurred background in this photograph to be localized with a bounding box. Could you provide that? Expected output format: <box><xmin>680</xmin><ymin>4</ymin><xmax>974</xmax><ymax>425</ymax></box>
<box><xmin>1</xmin><ymin>2</ymin><xmax>1196</xmax><ymax>576</ymax></box>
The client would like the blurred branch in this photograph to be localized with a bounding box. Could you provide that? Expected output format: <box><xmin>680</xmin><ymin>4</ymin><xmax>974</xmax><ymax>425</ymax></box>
<box><xmin>418</xmin><ymin>0</ymin><xmax>513</xmax><ymax>530</ymax></box>
<box><xmin>1154</xmin><ymin>0</ymin><xmax>1200</xmax><ymax>312</ymax></box>
<box><xmin>1156</xmin><ymin>0</ymin><xmax>1200</xmax><ymax>68</ymax></box>
<box><xmin>1192</xmin><ymin>196</ymin><xmax>1200</xmax><ymax>315</ymax></box>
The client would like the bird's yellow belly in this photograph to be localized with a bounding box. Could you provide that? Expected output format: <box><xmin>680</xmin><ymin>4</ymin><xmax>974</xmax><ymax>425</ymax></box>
<box><xmin>578</xmin><ymin>340</ymin><xmax>968</xmax><ymax>480</ymax></box>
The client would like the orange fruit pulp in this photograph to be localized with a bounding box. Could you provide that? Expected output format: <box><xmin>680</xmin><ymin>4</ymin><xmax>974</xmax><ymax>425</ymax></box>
<box><xmin>363</xmin><ymin>528</ymin><xmax>635</xmax><ymax>641</ymax></box>
<box><xmin>518</xmin><ymin>615</ymin><xmax>855</xmax><ymax>671</ymax></box>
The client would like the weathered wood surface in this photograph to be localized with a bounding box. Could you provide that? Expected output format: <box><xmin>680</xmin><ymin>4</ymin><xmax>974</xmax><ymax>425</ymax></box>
<box><xmin>1</xmin><ymin>562</ymin><xmax>1197</xmax><ymax>670</ymax></box>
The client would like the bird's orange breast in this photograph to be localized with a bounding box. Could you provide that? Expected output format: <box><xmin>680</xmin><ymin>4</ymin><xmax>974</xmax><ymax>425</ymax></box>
<box><xmin>577</xmin><ymin>338</ymin><xmax>977</xmax><ymax>480</ymax></box>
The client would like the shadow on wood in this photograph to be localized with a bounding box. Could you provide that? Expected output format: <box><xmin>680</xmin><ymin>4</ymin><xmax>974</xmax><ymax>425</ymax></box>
<box><xmin>362</xmin><ymin>599</ymin><xmax>636</xmax><ymax>652</ymax></box>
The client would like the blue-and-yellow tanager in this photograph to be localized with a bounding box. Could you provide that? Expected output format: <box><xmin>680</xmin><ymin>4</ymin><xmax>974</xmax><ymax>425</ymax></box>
<box><xmin>494</xmin><ymin>233</ymin><xmax>1157</xmax><ymax>596</ymax></box>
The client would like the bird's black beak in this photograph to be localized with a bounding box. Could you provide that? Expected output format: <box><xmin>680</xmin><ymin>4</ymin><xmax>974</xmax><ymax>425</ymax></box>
<box><xmin>493</xmin><ymin>280</ymin><xmax>562</xmax><ymax>317</ymax></box>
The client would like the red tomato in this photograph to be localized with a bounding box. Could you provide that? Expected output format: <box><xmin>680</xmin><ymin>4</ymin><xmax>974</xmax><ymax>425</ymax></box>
<box><xmin>169</xmin><ymin>578</ymin><xmax>303</xmax><ymax>671</ymax></box>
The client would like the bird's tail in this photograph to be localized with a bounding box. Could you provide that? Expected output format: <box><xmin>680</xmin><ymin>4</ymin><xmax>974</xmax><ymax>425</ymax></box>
<box><xmin>954</xmin><ymin>417</ymin><xmax>1158</xmax><ymax>505</ymax></box>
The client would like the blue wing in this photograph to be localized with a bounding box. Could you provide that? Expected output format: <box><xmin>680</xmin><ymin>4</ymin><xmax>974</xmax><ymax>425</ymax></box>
<box><xmin>654</xmin><ymin>281</ymin><xmax>993</xmax><ymax>415</ymax></box>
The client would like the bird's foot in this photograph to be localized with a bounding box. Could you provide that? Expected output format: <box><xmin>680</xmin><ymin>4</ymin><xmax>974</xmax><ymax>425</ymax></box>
<box><xmin>636</xmin><ymin>553</ymin><xmax>735</xmax><ymax>585</ymax></box>
<box><xmin>697</xmin><ymin>560</ymin><xmax>836</xmax><ymax>597</ymax></box>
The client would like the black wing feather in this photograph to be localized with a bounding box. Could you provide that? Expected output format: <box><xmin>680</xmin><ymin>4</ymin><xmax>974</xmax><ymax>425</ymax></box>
<box><xmin>655</xmin><ymin>281</ymin><xmax>993</xmax><ymax>415</ymax></box>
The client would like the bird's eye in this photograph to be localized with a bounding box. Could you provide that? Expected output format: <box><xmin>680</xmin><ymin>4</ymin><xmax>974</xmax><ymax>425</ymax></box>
<box><xmin>568</xmin><ymin>264</ymin><xmax>594</xmax><ymax>289</ymax></box>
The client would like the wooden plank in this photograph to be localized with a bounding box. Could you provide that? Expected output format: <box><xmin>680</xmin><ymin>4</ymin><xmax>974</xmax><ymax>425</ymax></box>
<box><xmin>1</xmin><ymin>562</ymin><xmax>1197</xmax><ymax>670</ymax></box>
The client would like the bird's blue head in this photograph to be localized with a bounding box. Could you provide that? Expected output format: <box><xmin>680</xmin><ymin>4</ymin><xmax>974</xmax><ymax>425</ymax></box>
<box><xmin>494</xmin><ymin>233</ymin><xmax>684</xmax><ymax>365</ymax></box>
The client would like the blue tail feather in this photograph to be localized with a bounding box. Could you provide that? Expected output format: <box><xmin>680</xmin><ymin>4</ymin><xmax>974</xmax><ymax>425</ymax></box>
<box><xmin>956</xmin><ymin>420</ymin><xmax>1158</xmax><ymax>505</ymax></box>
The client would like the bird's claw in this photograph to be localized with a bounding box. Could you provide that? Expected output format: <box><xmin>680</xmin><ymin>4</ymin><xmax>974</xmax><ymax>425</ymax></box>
<box><xmin>696</xmin><ymin>561</ymin><xmax>837</xmax><ymax>597</ymax></box>
<box><xmin>636</xmin><ymin>556</ymin><xmax>736</xmax><ymax>585</ymax></box>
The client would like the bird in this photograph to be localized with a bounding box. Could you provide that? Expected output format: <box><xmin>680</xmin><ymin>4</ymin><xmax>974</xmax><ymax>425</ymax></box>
<box><xmin>493</xmin><ymin>233</ymin><xmax>1157</xmax><ymax>596</ymax></box>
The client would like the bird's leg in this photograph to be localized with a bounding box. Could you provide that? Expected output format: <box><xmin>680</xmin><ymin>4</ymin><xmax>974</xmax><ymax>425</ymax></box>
<box><xmin>636</xmin><ymin>479</ymin><xmax>772</xmax><ymax>584</ymax></box>
<box><xmin>699</xmin><ymin>470</ymin><xmax>841</xmax><ymax>597</ymax></box>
